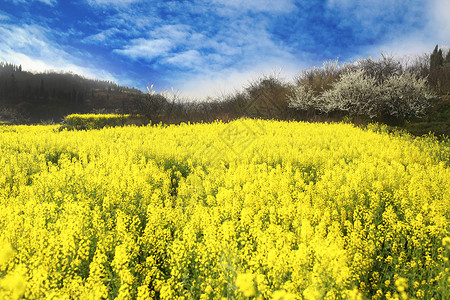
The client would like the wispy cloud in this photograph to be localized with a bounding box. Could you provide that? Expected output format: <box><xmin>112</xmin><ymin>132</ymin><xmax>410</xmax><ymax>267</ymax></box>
<box><xmin>83</xmin><ymin>28</ymin><xmax>120</xmax><ymax>44</ymax></box>
<box><xmin>325</xmin><ymin>0</ymin><xmax>424</xmax><ymax>37</ymax></box>
<box><xmin>2</xmin><ymin>0</ymin><xmax>448</xmax><ymax>99</ymax></box>
<box><xmin>163</xmin><ymin>50</ymin><xmax>203</xmax><ymax>69</ymax></box>
<box><xmin>102</xmin><ymin>0</ymin><xmax>310</xmax><ymax>97</ymax></box>
<box><xmin>427</xmin><ymin>0</ymin><xmax>450</xmax><ymax>42</ymax></box>
<box><xmin>0</xmin><ymin>9</ymin><xmax>11</xmax><ymax>20</ymax></box>
<box><xmin>323</xmin><ymin>0</ymin><xmax>449</xmax><ymax>60</ymax></box>
<box><xmin>37</xmin><ymin>0</ymin><xmax>56</xmax><ymax>5</ymax></box>
<box><xmin>86</xmin><ymin>0</ymin><xmax>141</xmax><ymax>6</ymax></box>
<box><xmin>211</xmin><ymin>0</ymin><xmax>296</xmax><ymax>14</ymax></box>
<box><xmin>0</xmin><ymin>23</ymin><xmax>118</xmax><ymax>82</ymax></box>
<box><xmin>113</xmin><ymin>24</ymin><xmax>196</xmax><ymax>63</ymax></box>
<box><xmin>8</xmin><ymin>0</ymin><xmax>57</xmax><ymax>6</ymax></box>
<box><xmin>151</xmin><ymin>24</ymin><xmax>191</xmax><ymax>42</ymax></box>
<box><xmin>114</xmin><ymin>38</ymin><xmax>174</xmax><ymax>61</ymax></box>
<box><xmin>172</xmin><ymin>61</ymin><xmax>302</xmax><ymax>100</ymax></box>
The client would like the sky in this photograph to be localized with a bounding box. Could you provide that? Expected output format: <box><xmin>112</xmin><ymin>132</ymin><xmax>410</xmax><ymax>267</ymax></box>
<box><xmin>0</xmin><ymin>0</ymin><xmax>449</xmax><ymax>100</ymax></box>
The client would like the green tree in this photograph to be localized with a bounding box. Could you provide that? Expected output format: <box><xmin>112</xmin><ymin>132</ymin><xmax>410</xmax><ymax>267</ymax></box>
<box><xmin>445</xmin><ymin>50</ymin><xmax>450</xmax><ymax>66</ymax></box>
<box><xmin>430</xmin><ymin>45</ymin><xmax>444</xmax><ymax>70</ymax></box>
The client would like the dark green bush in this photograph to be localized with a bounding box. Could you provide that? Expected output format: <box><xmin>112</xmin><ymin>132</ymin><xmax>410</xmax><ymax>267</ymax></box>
<box><xmin>63</xmin><ymin>114</ymin><xmax>136</xmax><ymax>130</ymax></box>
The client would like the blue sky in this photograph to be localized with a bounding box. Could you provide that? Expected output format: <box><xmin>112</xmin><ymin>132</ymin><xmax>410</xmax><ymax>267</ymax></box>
<box><xmin>0</xmin><ymin>0</ymin><xmax>449</xmax><ymax>99</ymax></box>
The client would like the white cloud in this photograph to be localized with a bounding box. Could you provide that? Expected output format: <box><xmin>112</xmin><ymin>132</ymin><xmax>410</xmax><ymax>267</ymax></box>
<box><xmin>163</xmin><ymin>50</ymin><xmax>203</xmax><ymax>69</ymax></box>
<box><xmin>150</xmin><ymin>24</ymin><xmax>191</xmax><ymax>41</ymax></box>
<box><xmin>355</xmin><ymin>38</ymin><xmax>430</xmax><ymax>65</ymax></box>
<box><xmin>325</xmin><ymin>0</ymin><xmax>450</xmax><ymax>58</ymax></box>
<box><xmin>86</xmin><ymin>0</ymin><xmax>140</xmax><ymax>6</ymax></box>
<box><xmin>38</xmin><ymin>0</ymin><xmax>56</xmax><ymax>5</ymax></box>
<box><xmin>83</xmin><ymin>28</ymin><xmax>120</xmax><ymax>43</ymax></box>
<box><xmin>114</xmin><ymin>24</ymin><xmax>192</xmax><ymax>60</ymax></box>
<box><xmin>112</xmin><ymin>14</ymin><xmax>302</xmax><ymax>97</ymax></box>
<box><xmin>211</xmin><ymin>0</ymin><xmax>296</xmax><ymax>14</ymax></box>
<box><xmin>172</xmin><ymin>59</ymin><xmax>303</xmax><ymax>100</ymax></box>
<box><xmin>0</xmin><ymin>24</ymin><xmax>119</xmax><ymax>83</ymax></box>
<box><xmin>325</xmin><ymin>0</ymin><xmax>418</xmax><ymax>38</ymax></box>
<box><xmin>0</xmin><ymin>12</ymin><xmax>10</xmax><ymax>20</ymax></box>
<box><xmin>114</xmin><ymin>38</ymin><xmax>174</xmax><ymax>60</ymax></box>
<box><xmin>0</xmin><ymin>24</ymin><xmax>54</xmax><ymax>56</ymax></box>
<box><xmin>428</xmin><ymin>0</ymin><xmax>450</xmax><ymax>42</ymax></box>
<box><xmin>10</xmin><ymin>0</ymin><xmax>57</xmax><ymax>5</ymax></box>
<box><xmin>2</xmin><ymin>49</ymin><xmax>117</xmax><ymax>82</ymax></box>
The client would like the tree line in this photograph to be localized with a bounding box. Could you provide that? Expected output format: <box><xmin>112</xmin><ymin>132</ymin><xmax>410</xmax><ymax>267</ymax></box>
<box><xmin>0</xmin><ymin>62</ymin><xmax>144</xmax><ymax>123</ymax></box>
<box><xmin>137</xmin><ymin>45</ymin><xmax>450</xmax><ymax>128</ymax></box>
<box><xmin>1</xmin><ymin>45</ymin><xmax>449</xmax><ymax>130</ymax></box>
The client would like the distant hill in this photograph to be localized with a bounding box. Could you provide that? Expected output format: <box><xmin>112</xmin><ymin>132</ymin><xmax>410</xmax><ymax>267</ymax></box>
<box><xmin>0</xmin><ymin>62</ymin><xmax>145</xmax><ymax>123</ymax></box>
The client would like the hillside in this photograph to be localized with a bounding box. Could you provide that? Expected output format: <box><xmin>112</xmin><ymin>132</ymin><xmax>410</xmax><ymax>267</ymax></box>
<box><xmin>0</xmin><ymin>62</ymin><xmax>145</xmax><ymax>123</ymax></box>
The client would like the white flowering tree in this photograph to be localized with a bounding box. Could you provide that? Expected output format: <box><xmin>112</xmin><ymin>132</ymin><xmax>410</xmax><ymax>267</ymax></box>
<box><xmin>288</xmin><ymin>85</ymin><xmax>320</xmax><ymax>113</ymax></box>
<box><xmin>379</xmin><ymin>72</ymin><xmax>431</xmax><ymax>120</ymax></box>
<box><xmin>320</xmin><ymin>69</ymin><xmax>380</xmax><ymax>118</ymax></box>
<box><xmin>288</xmin><ymin>68</ymin><xmax>433</xmax><ymax>124</ymax></box>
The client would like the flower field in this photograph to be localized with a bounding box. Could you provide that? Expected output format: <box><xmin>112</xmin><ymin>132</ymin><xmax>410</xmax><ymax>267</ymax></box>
<box><xmin>0</xmin><ymin>119</ymin><xmax>449</xmax><ymax>299</ymax></box>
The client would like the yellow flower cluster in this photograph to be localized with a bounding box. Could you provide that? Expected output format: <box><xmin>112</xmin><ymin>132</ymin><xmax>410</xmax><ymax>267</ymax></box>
<box><xmin>0</xmin><ymin>119</ymin><xmax>449</xmax><ymax>299</ymax></box>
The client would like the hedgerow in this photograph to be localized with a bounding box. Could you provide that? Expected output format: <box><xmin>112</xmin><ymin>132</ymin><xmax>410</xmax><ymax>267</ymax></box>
<box><xmin>63</xmin><ymin>114</ymin><xmax>135</xmax><ymax>130</ymax></box>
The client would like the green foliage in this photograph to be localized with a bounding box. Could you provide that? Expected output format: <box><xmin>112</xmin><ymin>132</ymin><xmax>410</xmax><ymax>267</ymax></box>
<box><xmin>428</xmin><ymin>45</ymin><xmax>450</xmax><ymax>94</ymax></box>
<box><xmin>63</xmin><ymin>114</ymin><xmax>136</xmax><ymax>130</ymax></box>
<box><xmin>403</xmin><ymin>121</ymin><xmax>450</xmax><ymax>138</ymax></box>
<box><xmin>445</xmin><ymin>51</ymin><xmax>450</xmax><ymax>66</ymax></box>
<box><xmin>430</xmin><ymin>45</ymin><xmax>444</xmax><ymax>70</ymax></box>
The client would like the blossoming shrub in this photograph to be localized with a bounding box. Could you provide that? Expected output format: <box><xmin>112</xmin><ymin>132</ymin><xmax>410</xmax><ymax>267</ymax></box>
<box><xmin>0</xmin><ymin>120</ymin><xmax>449</xmax><ymax>299</ymax></box>
<box><xmin>289</xmin><ymin>69</ymin><xmax>433</xmax><ymax>124</ymax></box>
